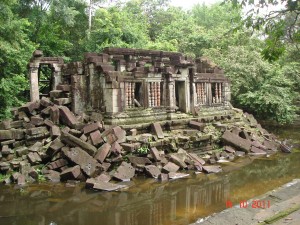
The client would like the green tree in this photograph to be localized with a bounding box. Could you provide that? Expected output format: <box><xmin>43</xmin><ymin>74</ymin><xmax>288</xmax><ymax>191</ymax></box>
<box><xmin>0</xmin><ymin>0</ymin><xmax>35</xmax><ymax>118</ymax></box>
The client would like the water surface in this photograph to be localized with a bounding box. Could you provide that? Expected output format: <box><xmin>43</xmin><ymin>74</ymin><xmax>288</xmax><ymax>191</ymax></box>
<box><xmin>0</xmin><ymin>126</ymin><xmax>299</xmax><ymax>225</ymax></box>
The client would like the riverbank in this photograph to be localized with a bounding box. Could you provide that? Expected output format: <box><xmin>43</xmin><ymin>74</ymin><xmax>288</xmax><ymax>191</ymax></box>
<box><xmin>192</xmin><ymin>179</ymin><xmax>300</xmax><ymax>225</ymax></box>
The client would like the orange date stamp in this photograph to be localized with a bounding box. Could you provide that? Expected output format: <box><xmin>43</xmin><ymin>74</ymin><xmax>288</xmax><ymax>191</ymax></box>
<box><xmin>226</xmin><ymin>200</ymin><xmax>271</xmax><ymax>208</ymax></box>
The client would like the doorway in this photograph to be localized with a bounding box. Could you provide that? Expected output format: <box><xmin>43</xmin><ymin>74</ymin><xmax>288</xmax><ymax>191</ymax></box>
<box><xmin>175</xmin><ymin>81</ymin><xmax>186</xmax><ymax>112</ymax></box>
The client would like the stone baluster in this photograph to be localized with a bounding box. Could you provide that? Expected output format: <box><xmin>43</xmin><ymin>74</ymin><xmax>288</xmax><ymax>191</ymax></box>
<box><xmin>151</xmin><ymin>82</ymin><xmax>155</xmax><ymax>107</ymax></box>
<box><xmin>157</xmin><ymin>82</ymin><xmax>161</xmax><ymax>106</ymax></box>
<box><xmin>148</xmin><ymin>82</ymin><xmax>152</xmax><ymax>107</ymax></box>
<box><xmin>131</xmin><ymin>82</ymin><xmax>135</xmax><ymax>108</ymax></box>
<box><xmin>219</xmin><ymin>83</ymin><xmax>222</xmax><ymax>103</ymax></box>
<box><xmin>125</xmin><ymin>82</ymin><xmax>129</xmax><ymax>107</ymax></box>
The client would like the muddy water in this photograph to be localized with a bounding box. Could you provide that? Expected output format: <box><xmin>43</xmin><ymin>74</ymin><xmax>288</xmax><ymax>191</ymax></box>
<box><xmin>0</xmin><ymin>127</ymin><xmax>299</xmax><ymax>225</ymax></box>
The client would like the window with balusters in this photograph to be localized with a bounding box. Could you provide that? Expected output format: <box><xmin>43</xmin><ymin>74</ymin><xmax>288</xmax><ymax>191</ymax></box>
<box><xmin>148</xmin><ymin>82</ymin><xmax>161</xmax><ymax>107</ymax></box>
<box><xmin>211</xmin><ymin>82</ymin><xmax>223</xmax><ymax>104</ymax></box>
<box><xmin>196</xmin><ymin>82</ymin><xmax>207</xmax><ymax>105</ymax></box>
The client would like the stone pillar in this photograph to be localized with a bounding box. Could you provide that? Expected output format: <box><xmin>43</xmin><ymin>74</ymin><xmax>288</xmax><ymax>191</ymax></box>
<box><xmin>167</xmin><ymin>78</ymin><xmax>176</xmax><ymax>109</ymax></box>
<box><xmin>224</xmin><ymin>82</ymin><xmax>231</xmax><ymax>106</ymax></box>
<box><xmin>52</xmin><ymin>64</ymin><xmax>63</xmax><ymax>90</ymax></box>
<box><xmin>29</xmin><ymin>65</ymin><xmax>40</xmax><ymax>102</ymax></box>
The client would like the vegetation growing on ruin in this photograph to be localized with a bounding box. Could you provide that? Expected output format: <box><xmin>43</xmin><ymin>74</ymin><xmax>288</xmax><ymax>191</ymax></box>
<box><xmin>0</xmin><ymin>0</ymin><xmax>299</xmax><ymax>124</ymax></box>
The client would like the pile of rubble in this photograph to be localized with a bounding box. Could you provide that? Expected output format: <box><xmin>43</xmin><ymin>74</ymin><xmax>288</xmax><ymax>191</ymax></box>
<box><xmin>0</xmin><ymin>98</ymin><xmax>281</xmax><ymax>191</ymax></box>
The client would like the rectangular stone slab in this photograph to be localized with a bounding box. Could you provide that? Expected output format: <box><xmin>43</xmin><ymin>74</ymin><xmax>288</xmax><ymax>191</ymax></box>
<box><xmin>63</xmin><ymin>147</ymin><xmax>99</xmax><ymax>177</ymax></box>
<box><xmin>94</xmin><ymin>143</ymin><xmax>111</xmax><ymax>163</ymax></box>
<box><xmin>152</xmin><ymin>122</ymin><xmax>164</xmax><ymax>139</ymax></box>
<box><xmin>113</xmin><ymin>162</ymin><xmax>135</xmax><ymax>181</ymax></box>
<box><xmin>202</xmin><ymin>166</ymin><xmax>222</xmax><ymax>173</ymax></box>
<box><xmin>93</xmin><ymin>181</ymin><xmax>127</xmax><ymax>191</ymax></box>
<box><xmin>221</xmin><ymin>131</ymin><xmax>251</xmax><ymax>152</ymax></box>
<box><xmin>59</xmin><ymin>106</ymin><xmax>78</xmax><ymax>128</ymax></box>
<box><xmin>61</xmin><ymin>131</ymin><xmax>97</xmax><ymax>156</ymax></box>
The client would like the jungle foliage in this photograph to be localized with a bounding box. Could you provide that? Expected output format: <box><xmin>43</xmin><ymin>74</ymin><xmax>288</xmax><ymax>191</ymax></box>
<box><xmin>0</xmin><ymin>0</ymin><xmax>299</xmax><ymax>123</ymax></box>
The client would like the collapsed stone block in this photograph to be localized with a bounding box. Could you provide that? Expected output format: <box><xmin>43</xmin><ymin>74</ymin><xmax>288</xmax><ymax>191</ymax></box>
<box><xmin>94</xmin><ymin>143</ymin><xmax>111</xmax><ymax>163</ymax></box>
<box><xmin>152</xmin><ymin>122</ymin><xmax>164</xmax><ymax>139</ymax></box>
<box><xmin>144</xmin><ymin>165</ymin><xmax>161</xmax><ymax>178</ymax></box>
<box><xmin>113</xmin><ymin>162</ymin><xmax>135</xmax><ymax>181</ymax></box>
<box><xmin>189</xmin><ymin>121</ymin><xmax>205</xmax><ymax>131</ymax></box>
<box><xmin>63</xmin><ymin>147</ymin><xmax>99</xmax><ymax>177</ymax></box>
<box><xmin>222</xmin><ymin>130</ymin><xmax>251</xmax><ymax>152</ymax></box>
<box><xmin>61</xmin><ymin>131</ymin><xmax>97</xmax><ymax>156</ymax></box>
<box><xmin>83</xmin><ymin>122</ymin><xmax>102</xmax><ymax>134</ymax></box>
<box><xmin>60</xmin><ymin>165</ymin><xmax>84</xmax><ymax>181</ymax></box>
<box><xmin>90</xmin><ymin>130</ymin><xmax>103</xmax><ymax>146</ymax></box>
<box><xmin>59</xmin><ymin>106</ymin><xmax>78</xmax><ymax>128</ymax></box>
<box><xmin>162</xmin><ymin>162</ymin><xmax>179</xmax><ymax>173</ymax></box>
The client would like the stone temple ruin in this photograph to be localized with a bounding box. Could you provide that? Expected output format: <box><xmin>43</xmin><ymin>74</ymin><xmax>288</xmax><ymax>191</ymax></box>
<box><xmin>28</xmin><ymin>48</ymin><xmax>232</xmax><ymax>126</ymax></box>
<box><xmin>0</xmin><ymin>48</ymin><xmax>283</xmax><ymax>188</ymax></box>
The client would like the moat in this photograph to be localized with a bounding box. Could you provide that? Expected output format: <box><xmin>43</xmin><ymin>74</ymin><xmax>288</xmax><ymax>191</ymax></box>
<box><xmin>0</xmin><ymin>126</ymin><xmax>299</xmax><ymax>225</ymax></box>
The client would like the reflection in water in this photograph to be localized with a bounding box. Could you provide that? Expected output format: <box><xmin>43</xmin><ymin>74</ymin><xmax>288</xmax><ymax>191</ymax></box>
<box><xmin>0</xmin><ymin>127</ymin><xmax>299</xmax><ymax>225</ymax></box>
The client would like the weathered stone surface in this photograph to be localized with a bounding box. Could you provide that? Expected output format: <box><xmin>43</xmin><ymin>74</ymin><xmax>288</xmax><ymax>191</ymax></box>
<box><xmin>27</xmin><ymin>126</ymin><xmax>48</xmax><ymax>136</ymax></box>
<box><xmin>150</xmin><ymin>147</ymin><xmax>161</xmax><ymax>161</ymax></box>
<box><xmin>120</xmin><ymin>143</ymin><xmax>141</xmax><ymax>152</ymax></box>
<box><xmin>235</xmin><ymin>151</ymin><xmax>245</xmax><ymax>157</ymax></box>
<box><xmin>0</xmin><ymin>120</ymin><xmax>11</xmax><ymax>130</ymax></box>
<box><xmin>44</xmin><ymin>170</ymin><xmax>61</xmax><ymax>182</ymax></box>
<box><xmin>83</xmin><ymin>122</ymin><xmax>102</xmax><ymax>134</ymax></box>
<box><xmin>54</xmin><ymin>98</ymin><xmax>71</xmax><ymax>105</ymax></box>
<box><xmin>30</xmin><ymin>116</ymin><xmax>44</xmax><ymax>126</ymax></box>
<box><xmin>2</xmin><ymin>145</ymin><xmax>11</xmax><ymax>155</ymax></box>
<box><xmin>15</xmin><ymin>146</ymin><xmax>28</xmax><ymax>157</ymax></box>
<box><xmin>47</xmin><ymin>158</ymin><xmax>68</xmax><ymax>170</ymax></box>
<box><xmin>188</xmin><ymin>153</ymin><xmax>205</xmax><ymax>165</ymax></box>
<box><xmin>28</xmin><ymin>142</ymin><xmax>42</xmax><ymax>152</ymax></box>
<box><xmin>63</xmin><ymin>147</ymin><xmax>99</xmax><ymax>177</ymax></box>
<box><xmin>111</xmin><ymin>142</ymin><xmax>122</xmax><ymax>155</ymax></box>
<box><xmin>144</xmin><ymin>165</ymin><xmax>161</xmax><ymax>178</ymax></box>
<box><xmin>47</xmin><ymin>139</ymin><xmax>65</xmax><ymax>156</ymax></box>
<box><xmin>168</xmin><ymin>172</ymin><xmax>189</xmax><ymax>179</ymax></box>
<box><xmin>152</xmin><ymin>122</ymin><xmax>164</xmax><ymax>139</ymax></box>
<box><xmin>94</xmin><ymin>143</ymin><xmax>111</xmax><ymax>163</ymax></box>
<box><xmin>40</xmin><ymin>97</ymin><xmax>53</xmax><ymax>107</ymax></box>
<box><xmin>128</xmin><ymin>156</ymin><xmax>152</xmax><ymax>166</ymax></box>
<box><xmin>0</xmin><ymin>162</ymin><xmax>10</xmax><ymax>172</ymax></box>
<box><xmin>28</xmin><ymin>168</ymin><xmax>39</xmax><ymax>180</ymax></box>
<box><xmin>50</xmin><ymin>125</ymin><xmax>61</xmax><ymax>138</ymax></box>
<box><xmin>129</xmin><ymin>128</ymin><xmax>137</xmax><ymax>136</ymax></box>
<box><xmin>27</xmin><ymin>152</ymin><xmax>42</xmax><ymax>165</ymax></box>
<box><xmin>59</xmin><ymin>106</ymin><xmax>78</xmax><ymax>128</ymax></box>
<box><xmin>49</xmin><ymin>105</ymin><xmax>60</xmax><ymax>124</ymax></box>
<box><xmin>113</xmin><ymin>162</ymin><xmax>135</xmax><ymax>181</ymax></box>
<box><xmin>44</xmin><ymin>119</ymin><xmax>54</xmax><ymax>127</ymax></box>
<box><xmin>189</xmin><ymin>121</ymin><xmax>205</xmax><ymax>131</ymax></box>
<box><xmin>202</xmin><ymin>166</ymin><xmax>222</xmax><ymax>173</ymax></box>
<box><xmin>252</xmin><ymin>141</ymin><xmax>267</xmax><ymax>150</ymax></box>
<box><xmin>61</xmin><ymin>131</ymin><xmax>97</xmax><ymax>156</ymax></box>
<box><xmin>222</xmin><ymin>131</ymin><xmax>251</xmax><ymax>152</ymax></box>
<box><xmin>0</xmin><ymin>130</ymin><xmax>13</xmax><ymax>140</ymax></box>
<box><xmin>90</xmin><ymin>130</ymin><xmax>103</xmax><ymax>146</ymax></box>
<box><xmin>20</xmin><ymin>101</ymin><xmax>39</xmax><ymax>113</ymax></box>
<box><xmin>17</xmin><ymin>174</ymin><xmax>26</xmax><ymax>186</ymax></box>
<box><xmin>263</xmin><ymin>140</ymin><xmax>277</xmax><ymax>151</ymax></box>
<box><xmin>170</xmin><ymin>154</ymin><xmax>187</xmax><ymax>169</ymax></box>
<box><xmin>158</xmin><ymin>173</ymin><xmax>169</xmax><ymax>181</ymax></box>
<box><xmin>60</xmin><ymin>165</ymin><xmax>84</xmax><ymax>181</ymax></box>
<box><xmin>250</xmin><ymin>146</ymin><xmax>266</xmax><ymax>154</ymax></box>
<box><xmin>112</xmin><ymin>126</ymin><xmax>126</xmax><ymax>143</ymax></box>
<box><xmin>162</xmin><ymin>162</ymin><xmax>179</xmax><ymax>173</ymax></box>
<box><xmin>57</xmin><ymin>84</ymin><xmax>71</xmax><ymax>92</ymax></box>
<box><xmin>224</xmin><ymin>146</ymin><xmax>236</xmax><ymax>153</ymax></box>
<box><xmin>93</xmin><ymin>181</ymin><xmax>127</xmax><ymax>191</ymax></box>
